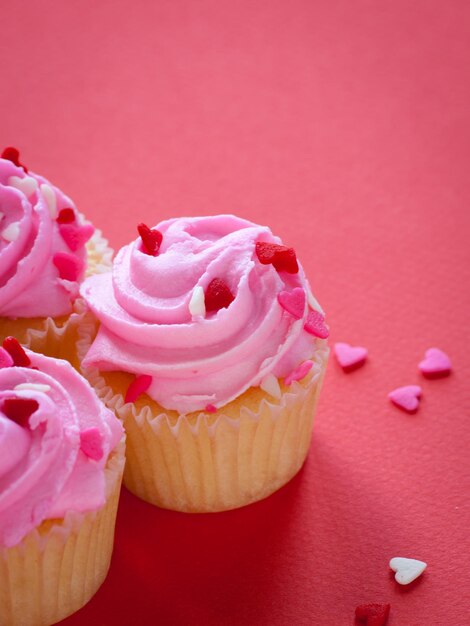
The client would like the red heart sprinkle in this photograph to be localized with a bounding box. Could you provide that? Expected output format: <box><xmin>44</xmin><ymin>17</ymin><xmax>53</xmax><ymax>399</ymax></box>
<box><xmin>138</xmin><ymin>223</ymin><xmax>163</xmax><ymax>256</ymax></box>
<box><xmin>1</xmin><ymin>147</ymin><xmax>28</xmax><ymax>172</ymax></box>
<box><xmin>53</xmin><ymin>252</ymin><xmax>84</xmax><ymax>281</ymax></box>
<box><xmin>56</xmin><ymin>208</ymin><xmax>76</xmax><ymax>224</ymax></box>
<box><xmin>2</xmin><ymin>398</ymin><xmax>39</xmax><ymax>427</ymax></box>
<box><xmin>2</xmin><ymin>337</ymin><xmax>31</xmax><ymax>367</ymax></box>
<box><xmin>304</xmin><ymin>310</ymin><xmax>329</xmax><ymax>338</ymax></box>
<box><xmin>255</xmin><ymin>241</ymin><xmax>299</xmax><ymax>274</ymax></box>
<box><xmin>355</xmin><ymin>603</ymin><xmax>390</xmax><ymax>626</ymax></box>
<box><xmin>125</xmin><ymin>374</ymin><xmax>153</xmax><ymax>403</ymax></box>
<box><xmin>205</xmin><ymin>278</ymin><xmax>235</xmax><ymax>312</ymax></box>
<box><xmin>59</xmin><ymin>223</ymin><xmax>94</xmax><ymax>251</ymax></box>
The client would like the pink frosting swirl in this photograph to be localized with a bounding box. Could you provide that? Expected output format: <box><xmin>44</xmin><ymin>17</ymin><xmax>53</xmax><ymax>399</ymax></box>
<box><xmin>0</xmin><ymin>156</ymin><xmax>93</xmax><ymax>318</ymax></box>
<box><xmin>0</xmin><ymin>349</ymin><xmax>123</xmax><ymax>547</ymax></box>
<box><xmin>81</xmin><ymin>215</ymin><xmax>324</xmax><ymax>413</ymax></box>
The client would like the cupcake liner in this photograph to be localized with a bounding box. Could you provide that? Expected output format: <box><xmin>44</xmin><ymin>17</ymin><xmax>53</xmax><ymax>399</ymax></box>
<box><xmin>0</xmin><ymin>226</ymin><xmax>113</xmax><ymax>367</ymax></box>
<box><xmin>0</xmin><ymin>439</ymin><xmax>125</xmax><ymax>626</ymax></box>
<box><xmin>78</xmin><ymin>313</ymin><xmax>329</xmax><ymax>512</ymax></box>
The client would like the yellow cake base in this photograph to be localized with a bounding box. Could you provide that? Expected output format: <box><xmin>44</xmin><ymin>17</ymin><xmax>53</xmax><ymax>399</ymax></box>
<box><xmin>0</xmin><ymin>440</ymin><xmax>125</xmax><ymax>626</ymax></box>
<box><xmin>78</xmin><ymin>312</ymin><xmax>328</xmax><ymax>512</ymax></box>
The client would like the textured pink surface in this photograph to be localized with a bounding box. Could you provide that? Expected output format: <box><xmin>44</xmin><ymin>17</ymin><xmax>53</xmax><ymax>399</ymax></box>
<box><xmin>1</xmin><ymin>1</ymin><xmax>470</xmax><ymax>624</ymax></box>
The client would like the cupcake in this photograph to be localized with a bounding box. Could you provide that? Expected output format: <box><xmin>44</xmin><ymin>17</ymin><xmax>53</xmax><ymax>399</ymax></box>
<box><xmin>0</xmin><ymin>338</ymin><xmax>125</xmax><ymax>626</ymax></box>
<box><xmin>79</xmin><ymin>215</ymin><xmax>329</xmax><ymax>512</ymax></box>
<box><xmin>0</xmin><ymin>147</ymin><xmax>113</xmax><ymax>363</ymax></box>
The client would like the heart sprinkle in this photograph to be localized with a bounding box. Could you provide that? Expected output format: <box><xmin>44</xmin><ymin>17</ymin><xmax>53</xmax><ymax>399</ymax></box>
<box><xmin>56</xmin><ymin>208</ymin><xmax>76</xmax><ymax>224</ymax></box>
<box><xmin>388</xmin><ymin>385</ymin><xmax>422</xmax><ymax>413</ymax></box>
<box><xmin>334</xmin><ymin>342</ymin><xmax>368</xmax><ymax>371</ymax></box>
<box><xmin>1</xmin><ymin>147</ymin><xmax>28</xmax><ymax>172</ymax></box>
<box><xmin>138</xmin><ymin>222</ymin><xmax>163</xmax><ymax>256</ymax></box>
<box><xmin>419</xmin><ymin>347</ymin><xmax>452</xmax><ymax>379</ymax></box>
<box><xmin>0</xmin><ymin>347</ymin><xmax>14</xmax><ymax>369</ymax></box>
<box><xmin>304</xmin><ymin>310</ymin><xmax>329</xmax><ymax>338</ymax></box>
<box><xmin>284</xmin><ymin>360</ymin><xmax>313</xmax><ymax>386</ymax></box>
<box><xmin>80</xmin><ymin>427</ymin><xmax>104</xmax><ymax>461</ymax></box>
<box><xmin>8</xmin><ymin>175</ymin><xmax>38</xmax><ymax>198</ymax></box>
<box><xmin>205</xmin><ymin>404</ymin><xmax>217</xmax><ymax>413</ymax></box>
<box><xmin>355</xmin><ymin>603</ymin><xmax>390</xmax><ymax>626</ymax></box>
<box><xmin>255</xmin><ymin>241</ymin><xmax>299</xmax><ymax>274</ymax></box>
<box><xmin>189</xmin><ymin>285</ymin><xmax>206</xmax><ymax>318</ymax></box>
<box><xmin>2</xmin><ymin>398</ymin><xmax>39</xmax><ymax>427</ymax></box>
<box><xmin>2</xmin><ymin>337</ymin><xmax>31</xmax><ymax>367</ymax></box>
<box><xmin>278</xmin><ymin>287</ymin><xmax>306</xmax><ymax>320</ymax></box>
<box><xmin>1</xmin><ymin>222</ymin><xmax>20</xmax><ymax>243</ymax></box>
<box><xmin>389</xmin><ymin>557</ymin><xmax>427</xmax><ymax>585</ymax></box>
<box><xmin>53</xmin><ymin>252</ymin><xmax>84</xmax><ymax>282</ymax></box>
<box><xmin>205</xmin><ymin>278</ymin><xmax>235</xmax><ymax>312</ymax></box>
<box><xmin>125</xmin><ymin>374</ymin><xmax>153</xmax><ymax>403</ymax></box>
<box><xmin>59</xmin><ymin>223</ymin><xmax>94</xmax><ymax>251</ymax></box>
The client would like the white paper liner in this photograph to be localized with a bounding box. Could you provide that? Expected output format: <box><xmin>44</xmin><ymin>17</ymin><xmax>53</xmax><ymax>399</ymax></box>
<box><xmin>78</xmin><ymin>312</ymin><xmax>329</xmax><ymax>512</ymax></box>
<box><xmin>0</xmin><ymin>439</ymin><xmax>125</xmax><ymax>626</ymax></box>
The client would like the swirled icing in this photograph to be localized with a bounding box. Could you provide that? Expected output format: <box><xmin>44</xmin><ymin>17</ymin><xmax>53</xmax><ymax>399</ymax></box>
<box><xmin>81</xmin><ymin>215</ymin><xmax>325</xmax><ymax>413</ymax></box>
<box><xmin>0</xmin><ymin>156</ymin><xmax>93</xmax><ymax>318</ymax></box>
<box><xmin>0</xmin><ymin>349</ymin><xmax>123</xmax><ymax>547</ymax></box>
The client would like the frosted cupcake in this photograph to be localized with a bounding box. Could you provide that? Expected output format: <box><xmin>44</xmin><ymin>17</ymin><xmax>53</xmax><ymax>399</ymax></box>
<box><xmin>0</xmin><ymin>338</ymin><xmax>124</xmax><ymax>626</ymax></box>
<box><xmin>0</xmin><ymin>147</ymin><xmax>113</xmax><ymax>363</ymax></box>
<box><xmin>79</xmin><ymin>215</ymin><xmax>329</xmax><ymax>512</ymax></box>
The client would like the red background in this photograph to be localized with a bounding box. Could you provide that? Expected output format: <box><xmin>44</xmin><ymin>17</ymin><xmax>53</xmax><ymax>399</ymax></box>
<box><xmin>2</xmin><ymin>1</ymin><xmax>470</xmax><ymax>624</ymax></box>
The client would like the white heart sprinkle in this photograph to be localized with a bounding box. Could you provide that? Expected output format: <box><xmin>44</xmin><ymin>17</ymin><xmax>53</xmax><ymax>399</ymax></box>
<box><xmin>2</xmin><ymin>222</ymin><xmax>20</xmax><ymax>242</ymax></box>
<box><xmin>389</xmin><ymin>557</ymin><xmax>427</xmax><ymax>585</ymax></box>
<box><xmin>8</xmin><ymin>175</ymin><xmax>38</xmax><ymax>198</ymax></box>
<box><xmin>40</xmin><ymin>183</ymin><xmax>57</xmax><ymax>218</ymax></box>
<box><xmin>189</xmin><ymin>285</ymin><xmax>206</xmax><ymax>317</ymax></box>
<box><xmin>260</xmin><ymin>373</ymin><xmax>281</xmax><ymax>399</ymax></box>
<box><xmin>306</xmin><ymin>281</ymin><xmax>325</xmax><ymax>315</ymax></box>
<box><xmin>14</xmin><ymin>383</ymin><xmax>51</xmax><ymax>393</ymax></box>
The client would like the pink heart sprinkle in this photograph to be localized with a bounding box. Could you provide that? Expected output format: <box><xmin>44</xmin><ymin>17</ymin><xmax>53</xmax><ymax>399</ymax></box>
<box><xmin>205</xmin><ymin>404</ymin><xmax>217</xmax><ymax>413</ymax></box>
<box><xmin>304</xmin><ymin>310</ymin><xmax>329</xmax><ymax>338</ymax></box>
<box><xmin>80</xmin><ymin>427</ymin><xmax>104</xmax><ymax>461</ymax></box>
<box><xmin>0</xmin><ymin>347</ymin><xmax>14</xmax><ymax>369</ymax></box>
<box><xmin>59</xmin><ymin>223</ymin><xmax>94</xmax><ymax>252</ymax></box>
<box><xmin>388</xmin><ymin>385</ymin><xmax>422</xmax><ymax>413</ymax></box>
<box><xmin>334</xmin><ymin>342</ymin><xmax>368</xmax><ymax>371</ymax></box>
<box><xmin>125</xmin><ymin>374</ymin><xmax>152</xmax><ymax>403</ymax></box>
<box><xmin>284</xmin><ymin>360</ymin><xmax>313</xmax><ymax>386</ymax></box>
<box><xmin>53</xmin><ymin>252</ymin><xmax>84</xmax><ymax>282</ymax></box>
<box><xmin>419</xmin><ymin>347</ymin><xmax>452</xmax><ymax>379</ymax></box>
<box><xmin>277</xmin><ymin>287</ymin><xmax>306</xmax><ymax>320</ymax></box>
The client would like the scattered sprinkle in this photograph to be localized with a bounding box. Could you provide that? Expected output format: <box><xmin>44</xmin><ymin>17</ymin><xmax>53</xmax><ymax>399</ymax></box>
<box><xmin>8</xmin><ymin>175</ymin><xmax>38</xmax><ymax>198</ymax></box>
<box><xmin>80</xmin><ymin>427</ymin><xmax>104</xmax><ymax>461</ymax></box>
<box><xmin>14</xmin><ymin>383</ymin><xmax>51</xmax><ymax>393</ymax></box>
<box><xmin>255</xmin><ymin>241</ymin><xmax>299</xmax><ymax>273</ymax></box>
<box><xmin>189</xmin><ymin>285</ymin><xmax>206</xmax><ymax>317</ymax></box>
<box><xmin>260</xmin><ymin>373</ymin><xmax>281</xmax><ymax>399</ymax></box>
<box><xmin>2</xmin><ymin>337</ymin><xmax>31</xmax><ymax>367</ymax></box>
<box><xmin>138</xmin><ymin>222</ymin><xmax>163</xmax><ymax>256</ymax></box>
<box><xmin>388</xmin><ymin>385</ymin><xmax>422</xmax><ymax>413</ymax></box>
<box><xmin>2</xmin><ymin>398</ymin><xmax>39</xmax><ymax>427</ymax></box>
<box><xmin>125</xmin><ymin>374</ymin><xmax>153</xmax><ymax>403</ymax></box>
<box><xmin>419</xmin><ymin>347</ymin><xmax>452</xmax><ymax>379</ymax></box>
<box><xmin>389</xmin><ymin>557</ymin><xmax>427</xmax><ymax>585</ymax></box>
<box><xmin>52</xmin><ymin>252</ymin><xmax>84</xmax><ymax>281</ymax></box>
<box><xmin>304</xmin><ymin>310</ymin><xmax>329</xmax><ymax>338</ymax></box>
<box><xmin>1</xmin><ymin>222</ymin><xmax>20</xmax><ymax>242</ymax></box>
<box><xmin>277</xmin><ymin>287</ymin><xmax>306</xmax><ymax>320</ymax></box>
<box><xmin>205</xmin><ymin>278</ymin><xmax>235</xmax><ymax>312</ymax></box>
<box><xmin>284</xmin><ymin>360</ymin><xmax>313</xmax><ymax>386</ymax></box>
<box><xmin>205</xmin><ymin>404</ymin><xmax>217</xmax><ymax>413</ymax></box>
<box><xmin>1</xmin><ymin>147</ymin><xmax>28</xmax><ymax>172</ymax></box>
<box><xmin>0</xmin><ymin>347</ymin><xmax>14</xmax><ymax>369</ymax></box>
<box><xmin>56</xmin><ymin>208</ymin><xmax>76</xmax><ymax>223</ymax></box>
<box><xmin>334</xmin><ymin>342</ymin><xmax>368</xmax><ymax>371</ymax></box>
<box><xmin>40</xmin><ymin>184</ymin><xmax>57</xmax><ymax>218</ymax></box>
<box><xmin>355</xmin><ymin>603</ymin><xmax>390</xmax><ymax>626</ymax></box>
<box><xmin>59</xmin><ymin>223</ymin><xmax>94</xmax><ymax>251</ymax></box>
